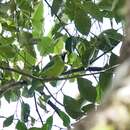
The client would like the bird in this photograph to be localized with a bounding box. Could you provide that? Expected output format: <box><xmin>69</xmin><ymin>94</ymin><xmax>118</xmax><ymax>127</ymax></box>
<box><xmin>40</xmin><ymin>54</ymin><xmax>65</xmax><ymax>78</ymax></box>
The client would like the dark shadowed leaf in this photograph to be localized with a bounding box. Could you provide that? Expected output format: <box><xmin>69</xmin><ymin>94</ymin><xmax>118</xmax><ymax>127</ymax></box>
<box><xmin>21</xmin><ymin>102</ymin><xmax>30</xmax><ymax>122</ymax></box>
<box><xmin>77</xmin><ymin>78</ymin><xmax>97</xmax><ymax>102</ymax></box>
<box><xmin>82</xmin><ymin>104</ymin><xmax>95</xmax><ymax>113</ymax></box>
<box><xmin>63</xmin><ymin>95</ymin><xmax>83</xmax><ymax>119</ymax></box>
<box><xmin>3</xmin><ymin>115</ymin><xmax>14</xmax><ymax>127</ymax></box>
<box><xmin>74</xmin><ymin>8</ymin><xmax>91</xmax><ymax>35</ymax></box>
<box><xmin>65</xmin><ymin>37</ymin><xmax>77</xmax><ymax>53</ymax></box>
<box><xmin>4</xmin><ymin>89</ymin><xmax>20</xmax><ymax>103</ymax></box>
<box><xmin>83</xmin><ymin>1</ymin><xmax>103</xmax><ymax>21</ymax></box>
<box><xmin>99</xmin><ymin>65</ymin><xmax>113</xmax><ymax>91</ymax></box>
<box><xmin>51</xmin><ymin>0</ymin><xmax>62</xmax><ymax>16</ymax></box>
<box><xmin>109</xmin><ymin>53</ymin><xmax>119</xmax><ymax>66</ymax></box>
<box><xmin>97</xmin><ymin>29</ymin><xmax>122</xmax><ymax>51</ymax></box>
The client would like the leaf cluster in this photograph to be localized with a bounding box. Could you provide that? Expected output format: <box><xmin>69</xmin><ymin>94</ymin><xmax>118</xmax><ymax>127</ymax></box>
<box><xmin>0</xmin><ymin>0</ymin><xmax>124</xmax><ymax>129</ymax></box>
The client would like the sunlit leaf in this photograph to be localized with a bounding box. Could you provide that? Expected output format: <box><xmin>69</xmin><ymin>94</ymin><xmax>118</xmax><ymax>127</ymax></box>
<box><xmin>40</xmin><ymin>55</ymin><xmax>64</xmax><ymax>78</ymax></box>
<box><xmin>54</xmin><ymin>37</ymin><xmax>64</xmax><ymax>54</ymax></box>
<box><xmin>32</xmin><ymin>1</ymin><xmax>44</xmax><ymax>38</ymax></box>
<box><xmin>59</xmin><ymin>111</ymin><xmax>70</xmax><ymax>127</ymax></box>
<box><xmin>37</xmin><ymin>37</ymin><xmax>54</xmax><ymax>56</ymax></box>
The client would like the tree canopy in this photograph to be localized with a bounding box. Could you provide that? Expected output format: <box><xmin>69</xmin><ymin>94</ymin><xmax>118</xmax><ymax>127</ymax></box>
<box><xmin>0</xmin><ymin>0</ymin><xmax>124</xmax><ymax>130</ymax></box>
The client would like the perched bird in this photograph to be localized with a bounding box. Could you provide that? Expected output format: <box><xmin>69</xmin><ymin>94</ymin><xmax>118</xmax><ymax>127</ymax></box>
<box><xmin>40</xmin><ymin>55</ymin><xmax>65</xmax><ymax>78</ymax></box>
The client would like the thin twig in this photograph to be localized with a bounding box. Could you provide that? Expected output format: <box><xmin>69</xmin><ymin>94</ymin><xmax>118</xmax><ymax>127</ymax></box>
<box><xmin>33</xmin><ymin>93</ymin><xmax>43</xmax><ymax>125</ymax></box>
<box><xmin>43</xmin><ymin>83</ymin><xmax>64</xmax><ymax>106</ymax></box>
<box><xmin>90</xmin><ymin>48</ymin><xmax>113</xmax><ymax>64</ymax></box>
<box><xmin>44</xmin><ymin>0</ymin><xmax>71</xmax><ymax>37</ymax></box>
<box><xmin>47</xmin><ymin>100</ymin><xmax>60</xmax><ymax>115</ymax></box>
<box><xmin>62</xmin><ymin>66</ymin><xmax>103</xmax><ymax>75</ymax></box>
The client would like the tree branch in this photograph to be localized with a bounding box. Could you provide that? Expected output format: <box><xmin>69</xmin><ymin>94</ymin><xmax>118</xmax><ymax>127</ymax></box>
<box><xmin>0</xmin><ymin>80</ymin><xmax>27</xmax><ymax>96</ymax></box>
<box><xmin>0</xmin><ymin>64</ymin><xmax>119</xmax><ymax>87</ymax></box>
<box><xmin>33</xmin><ymin>93</ymin><xmax>44</xmax><ymax>125</ymax></box>
<box><xmin>62</xmin><ymin>66</ymin><xmax>104</xmax><ymax>75</ymax></box>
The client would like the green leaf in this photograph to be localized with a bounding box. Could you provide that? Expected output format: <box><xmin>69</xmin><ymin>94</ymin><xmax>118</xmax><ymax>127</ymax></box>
<box><xmin>59</xmin><ymin>111</ymin><xmax>70</xmax><ymax>127</ymax></box>
<box><xmin>65</xmin><ymin>0</ymin><xmax>76</xmax><ymax>20</ymax></box>
<box><xmin>16</xmin><ymin>120</ymin><xmax>27</xmax><ymax>130</ymax></box>
<box><xmin>40</xmin><ymin>55</ymin><xmax>64</xmax><ymax>78</ymax></box>
<box><xmin>0</xmin><ymin>36</ymin><xmax>16</xmax><ymax>58</ymax></box>
<box><xmin>46</xmin><ymin>116</ymin><xmax>53</xmax><ymax>130</ymax></box>
<box><xmin>99</xmin><ymin>65</ymin><xmax>113</xmax><ymax>91</ymax></box>
<box><xmin>28</xmin><ymin>79</ymin><xmax>42</xmax><ymax>96</ymax></box>
<box><xmin>0</xmin><ymin>44</ymin><xmax>16</xmax><ymax>58</ymax></box>
<box><xmin>97</xmin><ymin>29</ymin><xmax>122</xmax><ymax>51</ymax></box>
<box><xmin>96</xmin><ymin>84</ymin><xmax>102</xmax><ymax>103</ymax></box>
<box><xmin>82</xmin><ymin>104</ymin><xmax>95</xmax><ymax>113</ymax></box>
<box><xmin>74</xmin><ymin>8</ymin><xmax>91</xmax><ymax>35</ymax></box>
<box><xmin>18</xmin><ymin>31</ymin><xmax>36</xmax><ymax>57</ymax></box>
<box><xmin>83</xmin><ymin>1</ymin><xmax>103</xmax><ymax>21</ymax></box>
<box><xmin>0</xmin><ymin>3</ymin><xmax>10</xmax><ymax>15</ymax></box>
<box><xmin>98</xmin><ymin>0</ymin><xmax>113</xmax><ymax>11</ymax></box>
<box><xmin>19</xmin><ymin>50</ymin><xmax>36</xmax><ymax>65</ymax></box>
<box><xmin>78</xmin><ymin>41</ymin><xmax>94</xmax><ymax>66</ymax></box>
<box><xmin>51</xmin><ymin>0</ymin><xmax>62</xmax><ymax>16</ymax></box>
<box><xmin>16</xmin><ymin>0</ymin><xmax>32</xmax><ymax>12</ymax></box>
<box><xmin>32</xmin><ymin>1</ymin><xmax>44</xmax><ymax>38</ymax></box>
<box><xmin>63</xmin><ymin>95</ymin><xmax>83</xmax><ymax>119</ymax></box>
<box><xmin>21</xmin><ymin>102</ymin><xmax>30</xmax><ymax>122</ymax></box>
<box><xmin>67</xmin><ymin>53</ymin><xmax>82</xmax><ymax>67</ymax></box>
<box><xmin>4</xmin><ymin>89</ymin><xmax>20</xmax><ymax>103</ymax></box>
<box><xmin>3</xmin><ymin>115</ymin><xmax>14</xmax><ymax>127</ymax></box>
<box><xmin>42</xmin><ymin>116</ymin><xmax>53</xmax><ymax>130</ymax></box>
<box><xmin>65</xmin><ymin>37</ymin><xmax>73</xmax><ymax>53</ymax></box>
<box><xmin>109</xmin><ymin>53</ymin><xmax>119</xmax><ymax>66</ymax></box>
<box><xmin>65</xmin><ymin>37</ymin><xmax>77</xmax><ymax>53</ymax></box>
<box><xmin>77</xmin><ymin>78</ymin><xmax>97</xmax><ymax>102</ymax></box>
<box><xmin>54</xmin><ymin>37</ymin><xmax>64</xmax><ymax>54</ymax></box>
<box><xmin>29</xmin><ymin>127</ymin><xmax>42</xmax><ymax>130</ymax></box>
<box><xmin>37</xmin><ymin>37</ymin><xmax>54</xmax><ymax>56</ymax></box>
<box><xmin>22</xmin><ymin>87</ymin><xmax>30</xmax><ymax>98</ymax></box>
<box><xmin>38</xmin><ymin>96</ymin><xmax>47</xmax><ymax>110</ymax></box>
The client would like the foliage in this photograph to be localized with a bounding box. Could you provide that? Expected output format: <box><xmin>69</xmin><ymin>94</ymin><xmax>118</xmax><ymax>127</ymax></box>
<box><xmin>0</xmin><ymin>0</ymin><xmax>124</xmax><ymax>129</ymax></box>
